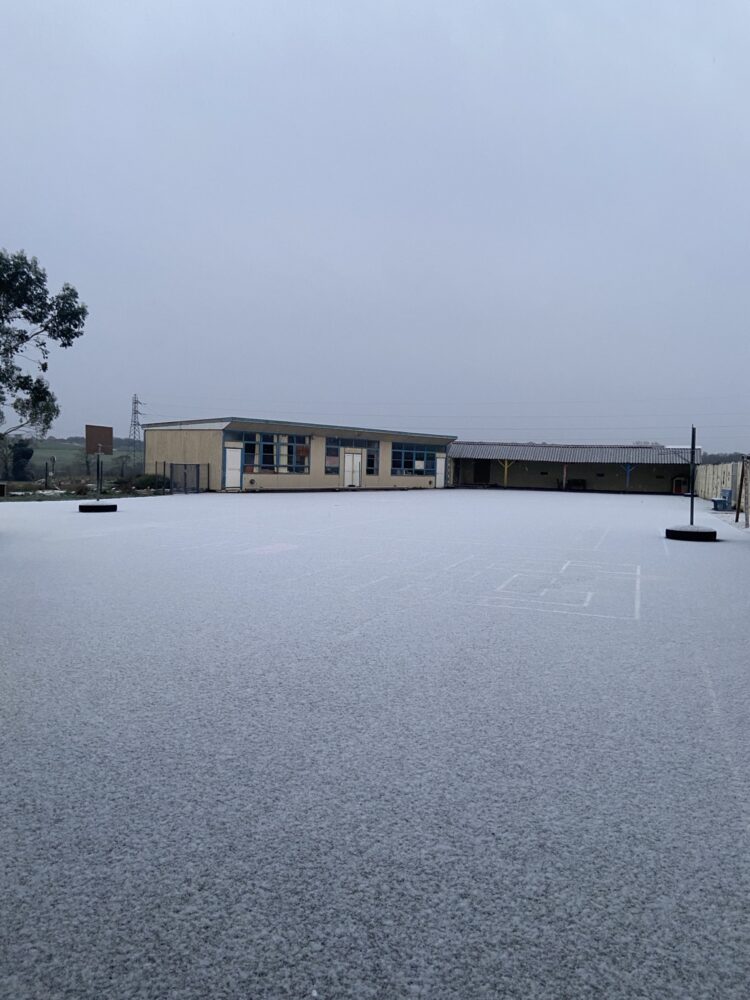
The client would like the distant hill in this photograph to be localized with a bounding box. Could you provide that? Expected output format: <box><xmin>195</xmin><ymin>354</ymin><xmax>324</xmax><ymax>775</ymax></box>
<box><xmin>47</xmin><ymin>435</ymin><xmax>140</xmax><ymax>449</ymax></box>
<box><xmin>12</xmin><ymin>436</ymin><xmax>145</xmax><ymax>479</ymax></box>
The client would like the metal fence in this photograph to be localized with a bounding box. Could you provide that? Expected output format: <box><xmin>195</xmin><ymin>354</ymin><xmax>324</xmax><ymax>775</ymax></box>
<box><xmin>171</xmin><ymin>463</ymin><xmax>210</xmax><ymax>493</ymax></box>
<box><xmin>150</xmin><ymin>462</ymin><xmax>211</xmax><ymax>493</ymax></box>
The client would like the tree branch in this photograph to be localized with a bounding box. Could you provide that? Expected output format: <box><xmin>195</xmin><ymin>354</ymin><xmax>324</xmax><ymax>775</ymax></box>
<box><xmin>1</xmin><ymin>419</ymin><xmax>31</xmax><ymax>436</ymax></box>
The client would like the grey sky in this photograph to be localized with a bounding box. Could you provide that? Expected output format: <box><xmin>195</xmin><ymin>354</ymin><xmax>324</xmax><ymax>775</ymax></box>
<box><xmin>3</xmin><ymin>1</ymin><xmax>749</xmax><ymax>450</ymax></box>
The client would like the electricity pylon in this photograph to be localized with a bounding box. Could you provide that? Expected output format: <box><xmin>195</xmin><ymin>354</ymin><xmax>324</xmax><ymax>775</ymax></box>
<box><xmin>128</xmin><ymin>394</ymin><xmax>144</xmax><ymax>472</ymax></box>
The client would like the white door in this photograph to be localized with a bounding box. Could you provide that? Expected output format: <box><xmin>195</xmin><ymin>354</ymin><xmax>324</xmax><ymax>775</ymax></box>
<box><xmin>224</xmin><ymin>448</ymin><xmax>242</xmax><ymax>489</ymax></box>
<box><xmin>435</xmin><ymin>455</ymin><xmax>446</xmax><ymax>488</ymax></box>
<box><xmin>344</xmin><ymin>452</ymin><xmax>362</xmax><ymax>488</ymax></box>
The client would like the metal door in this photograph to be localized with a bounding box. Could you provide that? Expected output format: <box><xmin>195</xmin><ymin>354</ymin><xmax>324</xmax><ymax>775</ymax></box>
<box><xmin>224</xmin><ymin>448</ymin><xmax>242</xmax><ymax>489</ymax></box>
<box><xmin>435</xmin><ymin>455</ymin><xmax>446</xmax><ymax>488</ymax></box>
<box><xmin>344</xmin><ymin>452</ymin><xmax>362</xmax><ymax>488</ymax></box>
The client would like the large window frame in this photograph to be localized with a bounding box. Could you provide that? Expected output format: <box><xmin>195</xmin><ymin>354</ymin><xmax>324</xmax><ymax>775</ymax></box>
<box><xmin>241</xmin><ymin>432</ymin><xmax>310</xmax><ymax>474</ymax></box>
<box><xmin>391</xmin><ymin>442</ymin><xmax>445</xmax><ymax>476</ymax></box>
<box><xmin>325</xmin><ymin>438</ymin><xmax>380</xmax><ymax>476</ymax></box>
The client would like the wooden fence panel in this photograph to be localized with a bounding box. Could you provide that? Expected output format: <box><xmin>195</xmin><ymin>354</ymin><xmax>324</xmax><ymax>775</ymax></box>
<box><xmin>695</xmin><ymin>462</ymin><xmax>744</xmax><ymax>511</ymax></box>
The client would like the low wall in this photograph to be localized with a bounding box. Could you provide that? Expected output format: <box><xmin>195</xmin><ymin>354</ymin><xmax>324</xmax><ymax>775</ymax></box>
<box><xmin>695</xmin><ymin>462</ymin><xmax>746</xmax><ymax>512</ymax></box>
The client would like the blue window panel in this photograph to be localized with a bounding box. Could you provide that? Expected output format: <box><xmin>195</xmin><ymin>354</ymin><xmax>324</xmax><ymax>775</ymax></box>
<box><xmin>392</xmin><ymin>443</ymin><xmax>441</xmax><ymax>476</ymax></box>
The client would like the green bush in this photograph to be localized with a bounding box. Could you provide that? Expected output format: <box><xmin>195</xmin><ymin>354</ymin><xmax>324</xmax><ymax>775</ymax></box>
<box><xmin>134</xmin><ymin>474</ymin><xmax>170</xmax><ymax>490</ymax></box>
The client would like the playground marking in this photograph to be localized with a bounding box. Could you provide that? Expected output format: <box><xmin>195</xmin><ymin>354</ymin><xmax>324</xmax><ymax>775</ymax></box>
<box><xmin>478</xmin><ymin>558</ymin><xmax>642</xmax><ymax>621</ymax></box>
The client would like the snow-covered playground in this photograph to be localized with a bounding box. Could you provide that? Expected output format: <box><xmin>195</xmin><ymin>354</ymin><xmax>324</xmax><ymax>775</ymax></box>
<box><xmin>3</xmin><ymin>490</ymin><xmax>749</xmax><ymax>999</ymax></box>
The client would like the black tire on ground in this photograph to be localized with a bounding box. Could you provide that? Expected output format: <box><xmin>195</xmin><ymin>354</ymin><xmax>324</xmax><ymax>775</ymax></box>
<box><xmin>665</xmin><ymin>525</ymin><xmax>717</xmax><ymax>542</ymax></box>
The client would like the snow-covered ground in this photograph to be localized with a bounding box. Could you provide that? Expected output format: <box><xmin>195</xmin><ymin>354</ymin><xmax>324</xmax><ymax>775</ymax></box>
<box><xmin>3</xmin><ymin>490</ymin><xmax>749</xmax><ymax>999</ymax></box>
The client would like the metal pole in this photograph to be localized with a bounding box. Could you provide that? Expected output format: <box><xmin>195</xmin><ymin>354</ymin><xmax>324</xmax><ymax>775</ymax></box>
<box><xmin>745</xmin><ymin>456</ymin><xmax>750</xmax><ymax>529</ymax></box>
<box><xmin>45</xmin><ymin>461</ymin><xmax>49</xmax><ymax>489</ymax></box>
<box><xmin>734</xmin><ymin>457</ymin><xmax>747</xmax><ymax>524</ymax></box>
<box><xmin>689</xmin><ymin>425</ymin><xmax>696</xmax><ymax>526</ymax></box>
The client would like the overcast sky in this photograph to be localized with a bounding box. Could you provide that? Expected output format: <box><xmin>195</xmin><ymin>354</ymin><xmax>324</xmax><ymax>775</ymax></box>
<box><xmin>3</xmin><ymin>1</ymin><xmax>749</xmax><ymax>449</ymax></box>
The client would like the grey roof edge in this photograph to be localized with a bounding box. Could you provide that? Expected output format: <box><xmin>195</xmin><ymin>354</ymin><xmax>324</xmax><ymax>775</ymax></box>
<box><xmin>142</xmin><ymin>416</ymin><xmax>456</xmax><ymax>442</ymax></box>
<box><xmin>448</xmin><ymin>441</ymin><xmax>700</xmax><ymax>464</ymax></box>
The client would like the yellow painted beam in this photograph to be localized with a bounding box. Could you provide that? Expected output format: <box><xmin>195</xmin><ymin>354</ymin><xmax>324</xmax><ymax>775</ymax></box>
<box><xmin>503</xmin><ymin>459</ymin><xmax>514</xmax><ymax>487</ymax></box>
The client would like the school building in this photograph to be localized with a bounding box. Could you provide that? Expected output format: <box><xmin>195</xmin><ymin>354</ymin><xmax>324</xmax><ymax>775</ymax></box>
<box><xmin>143</xmin><ymin>417</ymin><xmax>454</xmax><ymax>491</ymax></box>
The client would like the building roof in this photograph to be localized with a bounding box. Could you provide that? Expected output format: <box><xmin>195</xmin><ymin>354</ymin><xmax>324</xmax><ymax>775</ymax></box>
<box><xmin>142</xmin><ymin>417</ymin><xmax>455</xmax><ymax>444</ymax></box>
<box><xmin>448</xmin><ymin>442</ymin><xmax>699</xmax><ymax>465</ymax></box>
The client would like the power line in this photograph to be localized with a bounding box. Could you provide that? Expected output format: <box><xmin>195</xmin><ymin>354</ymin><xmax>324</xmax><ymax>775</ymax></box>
<box><xmin>142</xmin><ymin>391</ymin><xmax>744</xmax><ymax>408</ymax></box>
<box><xmin>143</xmin><ymin>401</ymin><xmax>747</xmax><ymax>421</ymax></box>
<box><xmin>140</xmin><ymin>412</ymin><xmax>747</xmax><ymax>432</ymax></box>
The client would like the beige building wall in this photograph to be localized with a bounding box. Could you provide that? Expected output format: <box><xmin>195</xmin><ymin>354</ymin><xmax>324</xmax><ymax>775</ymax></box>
<box><xmin>241</xmin><ymin>435</ymin><xmax>441</xmax><ymax>491</ymax></box>
<box><xmin>241</xmin><ymin>434</ymin><xmax>325</xmax><ymax>491</ymax></box>
<box><xmin>144</xmin><ymin>425</ymin><xmax>449</xmax><ymax>491</ymax></box>
<box><xmin>145</xmin><ymin>429</ymin><xmax>223</xmax><ymax>485</ymax></box>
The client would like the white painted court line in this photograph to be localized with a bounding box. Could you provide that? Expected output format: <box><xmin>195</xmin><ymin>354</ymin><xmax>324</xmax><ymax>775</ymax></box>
<box><xmin>566</xmin><ymin>560</ymin><xmax>639</xmax><ymax>571</ymax></box>
<box><xmin>444</xmin><ymin>556</ymin><xmax>477</xmax><ymax>571</ymax></box>
<box><xmin>395</xmin><ymin>555</ymin><xmax>479</xmax><ymax>592</ymax></box>
<box><xmin>330</xmin><ymin>609</ymin><xmax>401</xmax><ymax>643</ymax></box>
<box><xmin>593</xmin><ymin>528</ymin><xmax>609</xmax><ymax>551</ymax></box>
<box><xmin>634</xmin><ymin>565</ymin><xmax>641</xmax><ymax>620</ymax></box>
<box><xmin>575</xmin><ymin>568</ymin><xmax>640</xmax><ymax>577</ymax></box>
<box><xmin>352</xmin><ymin>575</ymin><xmax>391</xmax><ymax>591</ymax></box>
<box><xmin>469</xmin><ymin>602</ymin><xmax>637</xmax><ymax>621</ymax></box>
<box><xmin>485</xmin><ymin>593</ymin><xmax>596</xmax><ymax>608</ymax></box>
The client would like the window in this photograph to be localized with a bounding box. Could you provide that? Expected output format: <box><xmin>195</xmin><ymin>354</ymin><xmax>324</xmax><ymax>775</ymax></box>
<box><xmin>261</xmin><ymin>433</ymin><xmax>276</xmax><ymax>470</ymax></box>
<box><xmin>243</xmin><ymin>439</ymin><xmax>256</xmax><ymax>473</ymax></box>
<box><xmin>325</xmin><ymin>438</ymin><xmax>380</xmax><ymax>475</ymax></box>
<box><xmin>241</xmin><ymin>432</ymin><xmax>309</xmax><ymax>474</ymax></box>
<box><xmin>366</xmin><ymin>443</ymin><xmax>379</xmax><ymax>476</ymax></box>
<box><xmin>286</xmin><ymin>435</ymin><xmax>309</xmax><ymax>473</ymax></box>
<box><xmin>391</xmin><ymin>443</ymin><xmax>444</xmax><ymax>476</ymax></box>
<box><xmin>325</xmin><ymin>440</ymin><xmax>340</xmax><ymax>475</ymax></box>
